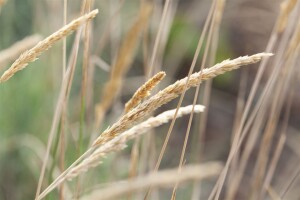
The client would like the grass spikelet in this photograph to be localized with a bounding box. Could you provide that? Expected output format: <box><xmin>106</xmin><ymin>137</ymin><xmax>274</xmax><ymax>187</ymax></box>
<box><xmin>0</xmin><ymin>9</ymin><xmax>99</xmax><ymax>83</ymax></box>
<box><xmin>94</xmin><ymin>53</ymin><xmax>272</xmax><ymax>145</ymax></box>
<box><xmin>0</xmin><ymin>34</ymin><xmax>42</xmax><ymax>70</ymax></box>
<box><xmin>125</xmin><ymin>71</ymin><xmax>166</xmax><ymax>113</ymax></box>
<box><xmin>37</xmin><ymin>105</ymin><xmax>204</xmax><ymax>198</ymax></box>
<box><xmin>94</xmin><ymin>3</ymin><xmax>152</xmax><ymax>129</ymax></box>
<box><xmin>66</xmin><ymin>105</ymin><xmax>205</xmax><ymax>180</ymax></box>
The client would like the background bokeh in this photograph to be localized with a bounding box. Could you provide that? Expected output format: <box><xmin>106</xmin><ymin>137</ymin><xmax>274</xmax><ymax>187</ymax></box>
<box><xmin>1</xmin><ymin>0</ymin><xmax>299</xmax><ymax>199</ymax></box>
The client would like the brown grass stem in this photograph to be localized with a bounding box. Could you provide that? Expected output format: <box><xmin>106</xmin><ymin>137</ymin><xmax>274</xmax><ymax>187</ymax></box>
<box><xmin>35</xmin><ymin>66</ymin><xmax>73</xmax><ymax>200</ymax></box>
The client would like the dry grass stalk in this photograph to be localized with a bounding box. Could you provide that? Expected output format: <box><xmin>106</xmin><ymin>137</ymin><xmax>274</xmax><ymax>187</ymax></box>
<box><xmin>36</xmin><ymin>26</ymin><xmax>85</xmax><ymax>199</ymax></box>
<box><xmin>17</xmin><ymin>134</ymin><xmax>72</xmax><ymax>196</ymax></box>
<box><xmin>79</xmin><ymin>2</ymin><xmax>93</xmax><ymax>142</ymax></box>
<box><xmin>210</xmin><ymin>5</ymin><xmax>300</xmax><ymax>197</ymax></box>
<box><xmin>0</xmin><ymin>9</ymin><xmax>99</xmax><ymax>83</ymax></box>
<box><xmin>94</xmin><ymin>53</ymin><xmax>272</xmax><ymax>146</ymax></box>
<box><xmin>249</xmin><ymin>19</ymin><xmax>300</xmax><ymax>197</ymax></box>
<box><xmin>94</xmin><ymin>3</ymin><xmax>152</xmax><ymax>129</ymax></box>
<box><xmin>125</xmin><ymin>71</ymin><xmax>166</xmax><ymax>113</ymax></box>
<box><xmin>218</xmin><ymin>14</ymin><xmax>299</xmax><ymax>197</ymax></box>
<box><xmin>36</xmin><ymin>31</ymin><xmax>86</xmax><ymax>200</ymax></box>
<box><xmin>0</xmin><ymin>35</ymin><xmax>42</xmax><ymax>70</ymax></box>
<box><xmin>261</xmin><ymin>134</ymin><xmax>286</xmax><ymax>199</ymax></box>
<box><xmin>80</xmin><ymin>162</ymin><xmax>223</xmax><ymax>200</ymax></box>
<box><xmin>37</xmin><ymin>105</ymin><xmax>204</xmax><ymax>199</ymax></box>
<box><xmin>277</xmin><ymin>0</ymin><xmax>298</xmax><ymax>33</ymax></box>
<box><xmin>128</xmin><ymin>0</ymin><xmax>176</xmax><ymax>183</ymax></box>
<box><xmin>147</xmin><ymin>0</ymin><xmax>172</xmax><ymax>77</ymax></box>
<box><xmin>172</xmin><ymin>0</ymin><xmax>223</xmax><ymax>196</ymax></box>
<box><xmin>131</xmin><ymin>0</ymin><xmax>174</xmax><ymax>180</ymax></box>
<box><xmin>148</xmin><ymin>4</ymin><xmax>218</xmax><ymax>198</ymax></box>
<box><xmin>91</xmin><ymin>55</ymin><xmax>110</xmax><ymax>71</ymax></box>
<box><xmin>250</xmin><ymin>42</ymin><xmax>298</xmax><ymax>199</ymax></box>
<box><xmin>190</xmin><ymin>0</ymin><xmax>226</xmax><ymax>199</ymax></box>
<box><xmin>94</xmin><ymin>0</ymin><xmax>125</xmax><ymax>55</ymax></box>
<box><xmin>66</xmin><ymin>105</ymin><xmax>205</xmax><ymax>180</ymax></box>
<box><xmin>266</xmin><ymin>186</ymin><xmax>281</xmax><ymax>200</ymax></box>
<box><xmin>75</xmin><ymin>1</ymin><xmax>94</xmax><ymax>198</ymax></box>
<box><xmin>286</xmin><ymin>20</ymin><xmax>300</xmax><ymax>57</ymax></box>
<box><xmin>58</xmin><ymin>0</ymin><xmax>68</xmax><ymax>198</ymax></box>
<box><xmin>222</xmin><ymin>4</ymin><xmax>299</xmax><ymax>199</ymax></box>
<box><xmin>280</xmin><ymin>166</ymin><xmax>300</xmax><ymax>198</ymax></box>
<box><xmin>225</xmin><ymin>51</ymin><xmax>295</xmax><ymax>200</ymax></box>
<box><xmin>228</xmin><ymin>70</ymin><xmax>248</xmax><ymax>171</ymax></box>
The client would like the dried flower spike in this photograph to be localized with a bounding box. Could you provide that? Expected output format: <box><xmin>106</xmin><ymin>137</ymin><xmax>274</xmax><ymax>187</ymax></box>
<box><xmin>0</xmin><ymin>9</ymin><xmax>99</xmax><ymax>83</ymax></box>
<box><xmin>94</xmin><ymin>53</ymin><xmax>273</xmax><ymax>145</ymax></box>
<box><xmin>125</xmin><ymin>71</ymin><xmax>166</xmax><ymax>113</ymax></box>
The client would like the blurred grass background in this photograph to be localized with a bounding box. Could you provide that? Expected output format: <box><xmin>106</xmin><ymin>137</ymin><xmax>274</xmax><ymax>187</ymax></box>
<box><xmin>2</xmin><ymin>0</ymin><xmax>298</xmax><ymax>199</ymax></box>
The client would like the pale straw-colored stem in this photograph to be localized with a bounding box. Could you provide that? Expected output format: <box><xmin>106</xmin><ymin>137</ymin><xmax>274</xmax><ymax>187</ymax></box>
<box><xmin>80</xmin><ymin>162</ymin><xmax>223</xmax><ymax>200</ymax></box>
<box><xmin>277</xmin><ymin>0</ymin><xmax>298</xmax><ymax>33</ymax></box>
<box><xmin>94</xmin><ymin>3</ymin><xmax>152</xmax><ymax>130</ymax></box>
<box><xmin>261</xmin><ymin>134</ymin><xmax>286</xmax><ymax>199</ymax></box>
<box><xmin>267</xmin><ymin>187</ymin><xmax>281</xmax><ymax>200</ymax></box>
<box><xmin>94</xmin><ymin>53</ymin><xmax>273</xmax><ymax>146</ymax></box>
<box><xmin>0</xmin><ymin>9</ymin><xmax>99</xmax><ymax>83</ymax></box>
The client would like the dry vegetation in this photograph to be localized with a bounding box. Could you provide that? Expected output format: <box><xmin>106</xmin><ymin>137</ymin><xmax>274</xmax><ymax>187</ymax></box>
<box><xmin>0</xmin><ymin>0</ymin><xmax>299</xmax><ymax>200</ymax></box>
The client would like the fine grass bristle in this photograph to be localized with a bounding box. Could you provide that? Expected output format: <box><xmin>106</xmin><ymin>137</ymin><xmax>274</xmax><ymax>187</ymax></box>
<box><xmin>125</xmin><ymin>71</ymin><xmax>166</xmax><ymax>113</ymax></box>
<box><xmin>0</xmin><ymin>9</ymin><xmax>98</xmax><ymax>83</ymax></box>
